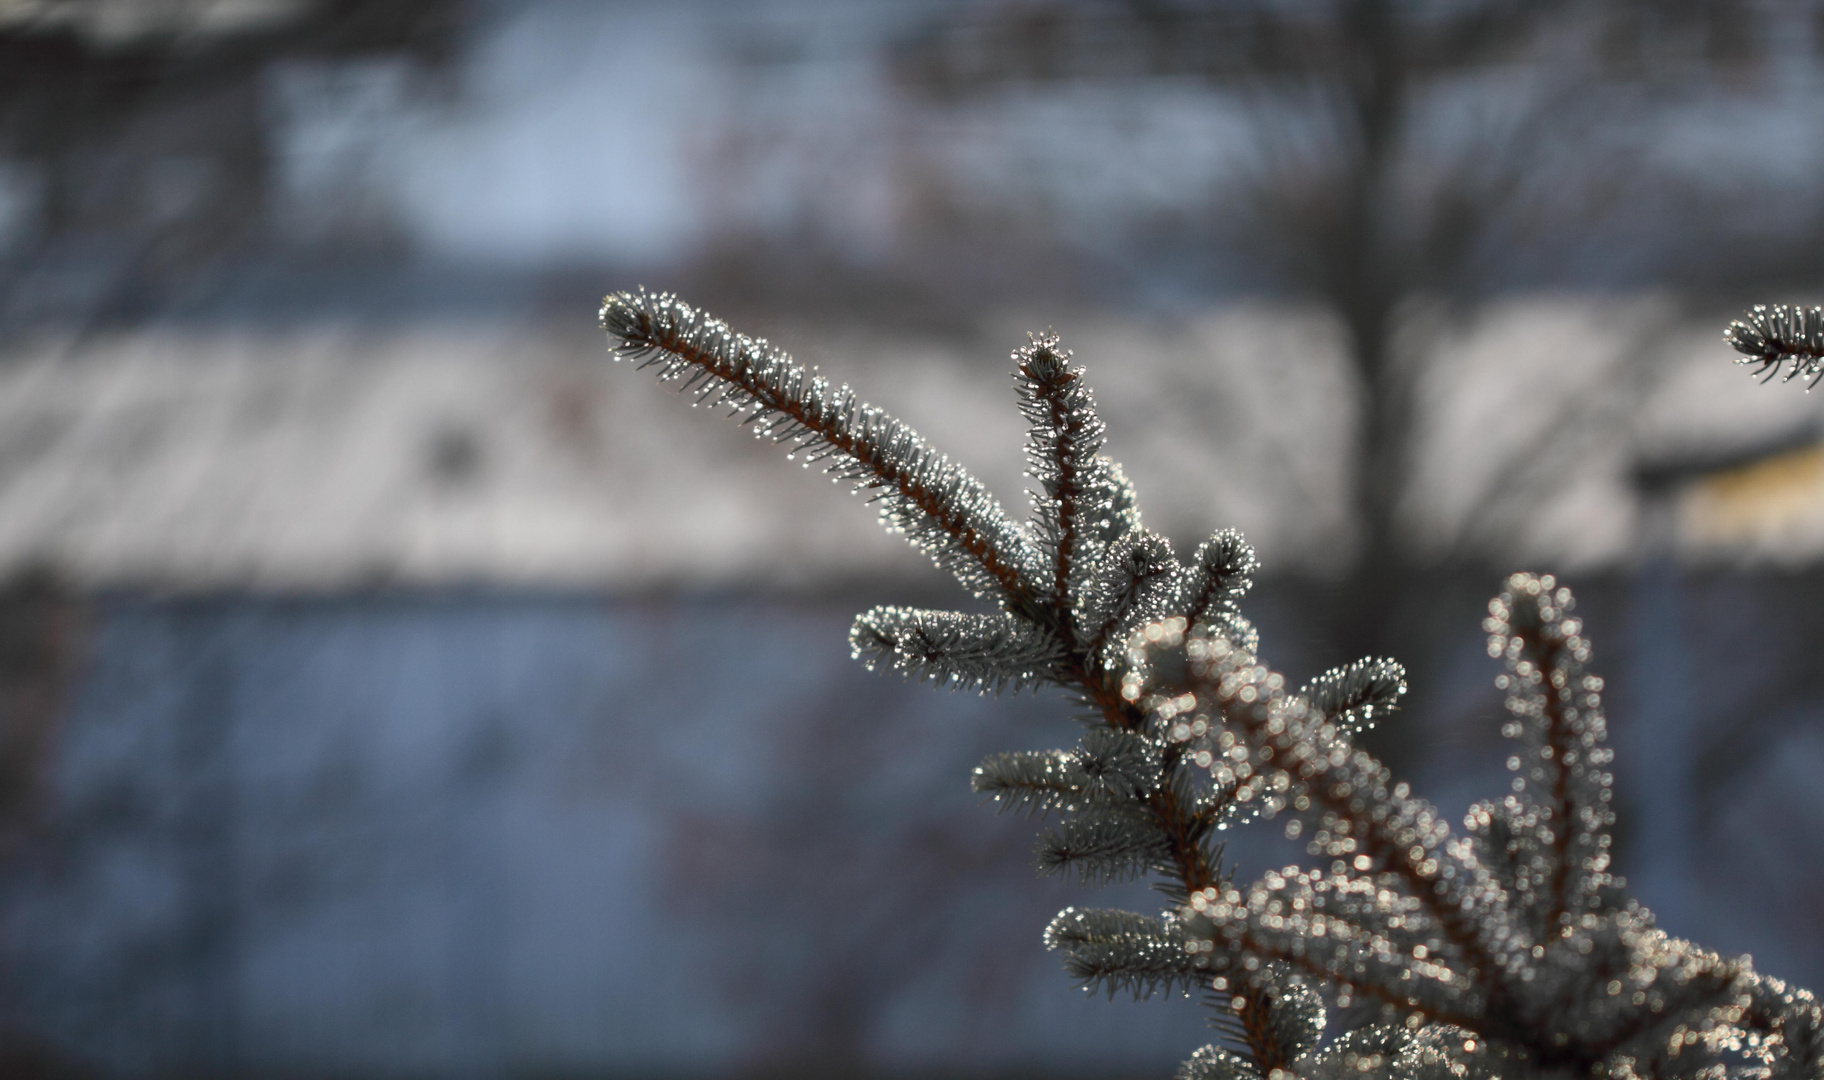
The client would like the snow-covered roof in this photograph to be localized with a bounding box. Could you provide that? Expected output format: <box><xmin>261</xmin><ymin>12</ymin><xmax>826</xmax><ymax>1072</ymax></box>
<box><xmin>0</xmin><ymin>0</ymin><xmax>314</xmax><ymax>45</ymax></box>
<box><xmin>0</xmin><ymin>295</ymin><xmax>1812</xmax><ymax>591</ymax></box>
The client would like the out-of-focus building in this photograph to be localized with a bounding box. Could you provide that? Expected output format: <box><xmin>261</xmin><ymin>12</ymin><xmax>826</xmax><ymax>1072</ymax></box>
<box><xmin>0</xmin><ymin>298</ymin><xmax>1819</xmax><ymax>592</ymax></box>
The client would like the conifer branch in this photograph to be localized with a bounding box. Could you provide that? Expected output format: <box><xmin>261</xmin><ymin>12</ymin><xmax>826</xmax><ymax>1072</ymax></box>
<box><xmin>600</xmin><ymin>290</ymin><xmax>1043</xmax><ymax>605</ymax></box>
<box><xmin>605</xmin><ymin>292</ymin><xmax>1824</xmax><ymax>1080</ymax></box>
<box><xmin>972</xmin><ymin>750</ymin><xmax>1088</xmax><ymax>816</ymax></box>
<box><xmin>1298</xmin><ymin>657</ymin><xmax>1407</xmax><ymax>736</ymax></box>
<box><xmin>1128</xmin><ymin>598</ymin><xmax>1824</xmax><ymax>1076</ymax></box>
<box><xmin>1080</xmin><ymin>529</ymin><xmax>1180</xmax><ymax>661</ymax></box>
<box><xmin>1089</xmin><ymin>458</ymin><xmax>1144</xmax><ymax>550</ymax></box>
<box><xmin>1044</xmin><ymin>907</ymin><xmax>1207</xmax><ymax>999</ymax></box>
<box><xmin>1483</xmin><ymin>576</ymin><xmax>1615</xmax><ymax>936</ymax></box>
<box><xmin>1035</xmin><ymin>807</ymin><xmax>1173</xmax><ymax>884</ymax></box>
<box><xmin>1240</xmin><ymin>978</ymin><xmax>1325</xmax><ymax>1073</ymax></box>
<box><xmin>1075</xmin><ymin>728</ymin><xmax>1162</xmax><ymax>801</ymax></box>
<box><xmin>1178</xmin><ymin>529</ymin><xmax>1258</xmax><ymax>631</ymax></box>
<box><xmin>1177</xmin><ymin>1042</ymin><xmax>1260</xmax><ymax>1080</ymax></box>
<box><xmin>1726</xmin><ymin>304</ymin><xmax>1824</xmax><ymax>387</ymax></box>
<box><xmin>1014</xmin><ymin>333</ymin><xmax>1109</xmax><ymax>624</ymax></box>
<box><xmin>851</xmin><ymin>607</ymin><xmax>1067</xmax><ymax>693</ymax></box>
<box><xmin>1131</xmin><ymin>623</ymin><xmax>1508</xmax><ymax>989</ymax></box>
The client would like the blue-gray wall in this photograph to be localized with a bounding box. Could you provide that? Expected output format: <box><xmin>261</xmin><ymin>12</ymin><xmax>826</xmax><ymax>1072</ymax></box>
<box><xmin>5</xmin><ymin>579</ymin><xmax>1822</xmax><ymax>1078</ymax></box>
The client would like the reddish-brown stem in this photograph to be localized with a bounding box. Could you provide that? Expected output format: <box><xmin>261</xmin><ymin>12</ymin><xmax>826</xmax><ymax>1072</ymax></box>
<box><xmin>1039</xmin><ymin>372</ymin><xmax>1083</xmax><ymax>624</ymax></box>
<box><xmin>1524</xmin><ymin>628</ymin><xmax>1577</xmax><ymax>935</ymax></box>
<box><xmin>1070</xmin><ymin>657</ymin><xmax>1226</xmax><ymax>895</ymax></box>
<box><xmin>1059</xmin><ymin>654</ymin><xmax>1275</xmax><ymax>1059</ymax></box>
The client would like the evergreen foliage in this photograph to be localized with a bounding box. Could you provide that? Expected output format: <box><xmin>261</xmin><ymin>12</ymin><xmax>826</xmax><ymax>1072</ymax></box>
<box><xmin>603</xmin><ymin>289</ymin><xmax>1824</xmax><ymax>1080</ymax></box>
<box><xmin>1727</xmin><ymin>305</ymin><xmax>1824</xmax><ymax>387</ymax></box>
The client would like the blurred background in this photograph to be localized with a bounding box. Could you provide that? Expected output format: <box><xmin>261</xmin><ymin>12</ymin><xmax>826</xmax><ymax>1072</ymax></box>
<box><xmin>1</xmin><ymin>0</ymin><xmax>1823</xmax><ymax>1077</ymax></box>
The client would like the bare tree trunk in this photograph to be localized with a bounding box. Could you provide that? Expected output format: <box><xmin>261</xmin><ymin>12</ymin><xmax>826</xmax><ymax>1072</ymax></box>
<box><xmin>1316</xmin><ymin>0</ymin><xmax>1425</xmax><ymax>678</ymax></box>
